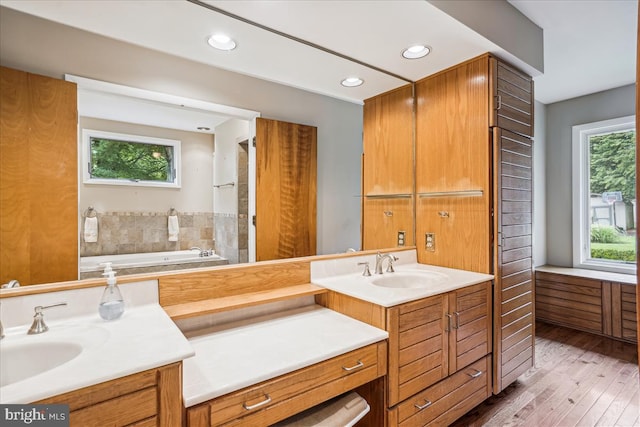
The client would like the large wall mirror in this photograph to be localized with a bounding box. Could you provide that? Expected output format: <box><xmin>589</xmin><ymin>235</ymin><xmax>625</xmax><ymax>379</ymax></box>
<box><xmin>6</xmin><ymin>0</ymin><xmax>596</xmax><ymax>288</ymax></box>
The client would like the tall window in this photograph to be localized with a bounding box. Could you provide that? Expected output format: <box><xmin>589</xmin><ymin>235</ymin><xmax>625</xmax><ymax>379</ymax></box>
<box><xmin>572</xmin><ymin>116</ymin><xmax>636</xmax><ymax>273</ymax></box>
<box><xmin>82</xmin><ymin>129</ymin><xmax>181</xmax><ymax>188</ymax></box>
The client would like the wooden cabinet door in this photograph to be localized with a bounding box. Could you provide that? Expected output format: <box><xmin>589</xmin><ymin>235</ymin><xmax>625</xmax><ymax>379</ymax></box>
<box><xmin>363</xmin><ymin>84</ymin><xmax>413</xmax><ymax>196</ymax></box>
<box><xmin>492</xmin><ymin>127</ymin><xmax>534</xmax><ymax>393</ymax></box>
<box><xmin>387</xmin><ymin>294</ymin><xmax>448</xmax><ymax>407</ymax></box>
<box><xmin>415</xmin><ymin>56</ymin><xmax>490</xmax><ymax>195</ymax></box>
<box><xmin>255</xmin><ymin>118</ymin><xmax>316</xmax><ymax>261</ymax></box>
<box><xmin>362</xmin><ymin>197</ymin><xmax>414</xmax><ymax>250</ymax></box>
<box><xmin>415</xmin><ymin>195</ymin><xmax>491</xmax><ymax>274</ymax></box>
<box><xmin>447</xmin><ymin>281</ymin><xmax>492</xmax><ymax>374</ymax></box>
<box><xmin>490</xmin><ymin>58</ymin><xmax>534</xmax><ymax>137</ymax></box>
<box><xmin>0</xmin><ymin>66</ymin><xmax>78</xmax><ymax>285</ymax></box>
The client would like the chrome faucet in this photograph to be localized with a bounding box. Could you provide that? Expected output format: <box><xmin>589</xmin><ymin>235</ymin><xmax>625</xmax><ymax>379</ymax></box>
<box><xmin>1</xmin><ymin>279</ymin><xmax>20</xmax><ymax>288</ymax></box>
<box><xmin>375</xmin><ymin>252</ymin><xmax>398</xmax><ymax>274</ymax></box>
<box><xmin>27</xmin><ymin>302</ymin><xmax>67</xmax><ymax>335</ymax></box>
<box><xmin>190</xmin><ymin>247</ymin><xmax>214</xmax><ymax>257</ymax></box>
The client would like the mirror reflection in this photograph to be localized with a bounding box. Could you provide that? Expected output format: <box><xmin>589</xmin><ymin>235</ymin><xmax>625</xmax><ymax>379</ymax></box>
<box><xmin>0</xmin><ymin>5</ymin><xmax>367</xmax><ymax>286</ymax></box>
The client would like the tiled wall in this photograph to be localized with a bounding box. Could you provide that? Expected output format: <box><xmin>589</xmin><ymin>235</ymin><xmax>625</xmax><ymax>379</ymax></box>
<box><xmin>81</xmin><ymin>211</ymin><xmax>214</xmax><ymax>257</ymax></box>
<box><xmin>214</xmin><ymin>213</ymin><xmax>238</xmax><ymax>264</ymax></box>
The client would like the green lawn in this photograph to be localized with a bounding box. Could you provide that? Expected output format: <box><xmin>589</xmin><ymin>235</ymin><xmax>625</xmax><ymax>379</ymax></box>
<box><xmin>591</xmin><ymin>235</ymin><xmax>636</xmax><ymax>261</ymax></box>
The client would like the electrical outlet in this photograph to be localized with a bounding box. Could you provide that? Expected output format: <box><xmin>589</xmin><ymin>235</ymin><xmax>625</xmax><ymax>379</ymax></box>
<box><xmin>425</xmin><ymin>233</ymin><xmax>435</xmax><ymax>252</ymax></box>
<box><xmin>397</xmin><ymin>231</ymin><xmax>405</xmax><ymax>246</ymax></box>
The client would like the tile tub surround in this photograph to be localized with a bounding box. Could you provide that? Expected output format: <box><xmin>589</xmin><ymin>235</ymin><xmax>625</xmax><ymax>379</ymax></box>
<box><xmin>80</xmin><ymin>211</ymin><xmax>214</xmax><ymax>257</ymax></box>
<box><xmin>0</xmin><ymin>280</ymin><xmax>194</xmax><ymax>403</ymax></box>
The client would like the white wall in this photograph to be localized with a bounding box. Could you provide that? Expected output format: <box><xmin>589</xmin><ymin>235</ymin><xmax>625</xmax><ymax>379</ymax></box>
<box><xmin>213</xmin><ymin>119</ymin><xmax>249</xmax><ymax>215</ymax></box>
<box><xmin>545</xmin><ymin>84</ymin><xmax>635</xmax><ymax>266</ymax></box>
<box><xmin>79</xmin><ymin>117</ymin><xmax>214</xmax><ymax>213</ymax></box>
<box><xmin>0</xmin><ymin>7</ymin><xmax>363</xmax><ymax>255</ymax></box>
<box><xmin>532</xmin><ymin>100</ymin><xmax>547</xmax><ymax>267</ymax></box>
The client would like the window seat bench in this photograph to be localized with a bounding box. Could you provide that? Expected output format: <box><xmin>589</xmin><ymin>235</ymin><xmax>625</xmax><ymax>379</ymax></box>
<box><xmin>534</xmin><ymin>265</ymin><xmax>637</xmax><ymax>343</ymax></box>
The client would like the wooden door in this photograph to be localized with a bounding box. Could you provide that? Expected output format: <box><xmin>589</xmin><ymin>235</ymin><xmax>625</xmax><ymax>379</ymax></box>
<box><xmin>255</xmin><ymin>118</ymin><xmax>317</xmax><ymax>261</ymax></box>
<box><xmin>492</xmin><ymin>127</ymin><xmax>534</xmax><ymax>393</ymax></box>
<box><xmin>0</xmin><ymin>66</ymin><xmax>78</xmax><ymax>285</ymax></box>
<box><xmin>448</xmin><ymin>281</ymin><xmax>492</xmax><ymax>375</ymax></box>
<box><xmin>415</xmin><ymin>55</ymin><xmax>490</xmax><ymax>195</ymax></box>
<box><xmin>490</xmin><ymin>58</ymin><xmax>534</xmax><ymax>138</ymax></box>
<box><xmin>362</xmin><ymin>84</ymin><xmax>414</xmax><ymax>196</ymax></box>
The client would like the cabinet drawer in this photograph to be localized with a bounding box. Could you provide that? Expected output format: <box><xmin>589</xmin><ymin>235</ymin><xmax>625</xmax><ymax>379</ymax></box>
<box><xmin>388</xmin><ymin>355</ymin><xmax>491</xmax><ymax>427</ymax></box>
<box><xmin>203</xmin><ymin>342</ymin><xmax>386</xmax><ymax>426</ymax></box>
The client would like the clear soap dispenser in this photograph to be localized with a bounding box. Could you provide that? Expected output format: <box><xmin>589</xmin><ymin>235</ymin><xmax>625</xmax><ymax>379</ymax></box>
<box><xmin>98</xmin><ymin>262</ymin><xmax>124</xmax><ymax>321</ymax></box>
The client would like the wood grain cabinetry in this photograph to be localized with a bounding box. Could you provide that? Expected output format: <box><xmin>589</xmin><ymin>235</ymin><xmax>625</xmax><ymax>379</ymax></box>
<box><xmin>414</xmin><ymin>54</ymin><xmax>534</xmax><ymax>395</ymax></box>
<box><xmin>318</xmin><ymin>281</ymin><xmax>492</xmax><ymax>426</ymax></box>
<box><xmin>387</xmin><ymin>356</ymin><xmax>491</xmax><ymax>427</ymax></box>
<box><xmin>363</xmin><ymin>197</ymin><xmax>414</xmax><ymax>251</ymax></box>
<box><xmin>36</xmin><ymin>363</ymin><xmax>182</xmax><ymax>427</ymax></box>
<box><xmin>362</xmin><ymin>84</ymin><xmax>414</xmax><ymax>249</ymax></box>
<box><xmin>0</xmin><ymin>66</ymin><xmax>78</xmax><ymax>285</ymax></box>
<box><xmin>536</xmin><ymin>270</ymin><xmax>638</xmax><ymax>343</ymax></box>
<box><xmin>186</xmin><ymin>342</ymin><xmax>387</xmax><ymax>427</ymax></box>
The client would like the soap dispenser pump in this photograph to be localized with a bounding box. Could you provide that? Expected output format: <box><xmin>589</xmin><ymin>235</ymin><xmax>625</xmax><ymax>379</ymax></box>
<box><xmin>98</xmin><ymin>262</ymin><xmax>124</xmax><ymax>321</ymax></box>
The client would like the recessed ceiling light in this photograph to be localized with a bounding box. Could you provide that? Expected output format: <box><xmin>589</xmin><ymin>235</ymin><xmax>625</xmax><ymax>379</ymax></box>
<box><xmin>341</xmin><ymin>77</ymin><xmax>364</xmax><ymax>87</ymax></box>
<box><xmin>207</xmin><ymin>33</ymin><xmax>237</xmax><ymax>51</ymax></box>
<box><xmin>402</xmin><ymin>44</ymin><xmax>431</xmax><ymax>59</ymax></box>
<box><xmin>197</xmin><ymin>127</ymin><xmax>211</xmax><ymax>131</ymax></box>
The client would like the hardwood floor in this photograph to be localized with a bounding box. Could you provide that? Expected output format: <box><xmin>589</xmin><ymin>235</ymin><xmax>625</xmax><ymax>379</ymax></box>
<box><xmin>452</xmin><ymin>322</ymin><xmax>639</xmax><ymax>427</ymax></box>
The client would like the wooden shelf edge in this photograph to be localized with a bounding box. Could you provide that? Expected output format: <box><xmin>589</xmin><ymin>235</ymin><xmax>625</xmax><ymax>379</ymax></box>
<box><xmin>163</xmin><ymin>284</ymin><xmax>328</xmax><ymax>320</ymax></box>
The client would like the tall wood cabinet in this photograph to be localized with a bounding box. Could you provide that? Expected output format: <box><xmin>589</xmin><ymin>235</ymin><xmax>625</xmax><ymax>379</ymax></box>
<box><xmin>0</xmin><ymin>66</ymin><xmax>78</xmax><ymax>285</ymax></box>
<box><xmin>362</xmin><ymin>84</ymin><xmax>414</xmax><ymax>250</ymax></box>
<box><xmin>415</xmin><ymin>54</ymin><xmax>534</xmax><ymax>394</ymax></box>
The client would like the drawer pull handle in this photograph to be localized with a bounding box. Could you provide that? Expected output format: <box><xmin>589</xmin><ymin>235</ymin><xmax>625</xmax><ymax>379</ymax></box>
<box><xmin>468</xmin><ymin>369</ymin><xmax>483</xmax><ymax>378</ymax></box>
<box><xmin>454</xmin><ymin>311</ymin><xmax>460</xmax><ymax>329</ymax></box>
<box><xmin>243</xmin><ymin>394</ymin><xmax>272</xmax><ymax>411</ymax></box>
<box><xmin>414</xmin><ymin>399</ymin><xmax>432</xmax><ymax>410</ymax></box>
<box><xmin>342</xmin><ymin>360</ymin><xmax>364</xmax><ymax>372</ymax></box>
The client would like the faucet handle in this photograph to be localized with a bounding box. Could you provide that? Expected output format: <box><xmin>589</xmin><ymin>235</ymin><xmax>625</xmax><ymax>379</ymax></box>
<box><xmin>386</xmin><ymin>255</ymin><xmax>399</xmax><ymax>273</ymax></box>
<box><xmin>357</xmin><ymin>262</ymin><xmax>372</xmax><ymax>277</ymax></box>
<box><xmin>28</xmin><ymin>302</ymin><xmax>67</xmax><ymax>335</ymax></box>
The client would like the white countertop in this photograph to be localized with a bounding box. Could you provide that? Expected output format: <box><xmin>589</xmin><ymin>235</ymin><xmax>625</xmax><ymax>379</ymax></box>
<box><xmin>0</xmin><ymin>304</ymin><xmax>194</xmax><ymax>404</ymax></box>
<box><xmin>535</xmin><ymin>265</ymin><xmax>636</xmax><ymax>285</ymax></box>
<box><xmin>312</xmin><ymin>263</ymin><xmax>494</xmax><ymax>307</ymax></box>
<box><xmin>182</xmin><ymin>304</ymin><xmax>388</xmax><ymax>408</ymax></box>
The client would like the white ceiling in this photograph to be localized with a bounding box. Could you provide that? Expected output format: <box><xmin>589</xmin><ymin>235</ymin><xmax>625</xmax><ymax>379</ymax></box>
<box><xmin>0</xmin><ymin>0</ymin><xmax>636</xmax><ymax>129</ymax></box>
<box><xmin>509</xmin><ymin>0</ymin><xmax>637</xmax><ymax>104</ymax></box>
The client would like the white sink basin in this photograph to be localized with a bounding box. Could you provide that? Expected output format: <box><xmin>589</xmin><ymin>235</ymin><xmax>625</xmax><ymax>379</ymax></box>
<box><xmin>1</xmin><ymin>342</ymin><xmax>82</xmax><ymax>387</ymax></box>
<box><xmin>371</xmin><ymin>271</ymin><xmax>448</xmax><ymax>289</ymax></box>
<box><xmin>0</xmin><ymin>324</ymin><xmax>109</xmax><ymax>388</ymax></box>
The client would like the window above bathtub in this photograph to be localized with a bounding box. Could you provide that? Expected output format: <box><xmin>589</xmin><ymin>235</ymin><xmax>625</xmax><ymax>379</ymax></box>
<box><xmin>82</xmin><ymin>129</ymin><xmax>181</xmax><ymax>188</ymax></box>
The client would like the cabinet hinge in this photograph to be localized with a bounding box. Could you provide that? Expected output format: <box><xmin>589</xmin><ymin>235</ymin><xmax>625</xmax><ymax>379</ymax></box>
<box><xmin>252</xmin><ymin>136</ymin><xmax>256</xmax><ymax>147</ymax></box>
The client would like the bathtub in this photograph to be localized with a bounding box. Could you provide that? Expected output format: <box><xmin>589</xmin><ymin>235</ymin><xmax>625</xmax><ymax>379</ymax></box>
<box><xmin>80</xmin><ymin>250</ymin><xmax>229</xmax><ymax>279</ymax></box>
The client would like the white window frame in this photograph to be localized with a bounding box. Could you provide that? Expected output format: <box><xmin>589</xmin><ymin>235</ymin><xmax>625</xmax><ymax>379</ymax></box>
<box><xmin>571</xmin><ymin>115</ymin><xmax>636</xmax><ymax>274</ymax></box>
<box><xmin>82</xmin><ymin>129</ymin><xmax>181</xmax><ymax>188</ymax></box>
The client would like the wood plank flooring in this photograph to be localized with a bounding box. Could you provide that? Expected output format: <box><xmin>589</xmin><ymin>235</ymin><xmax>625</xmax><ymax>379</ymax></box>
<box><xmin>452</xmin><ymin>322</ymin><xmax>639</xmax><ymax>427</ymax></box>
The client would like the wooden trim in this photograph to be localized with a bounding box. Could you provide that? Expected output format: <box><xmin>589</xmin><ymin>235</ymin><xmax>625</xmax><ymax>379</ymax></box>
<box><xmin>315</xmin><ymin>290</ymin><xmax>386</xmax><ymax>330</ymax></box>
<box><xmin>164</xmin><ymin>284</ymin><xmax>327</xmax><ymax>320</ymax></box>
